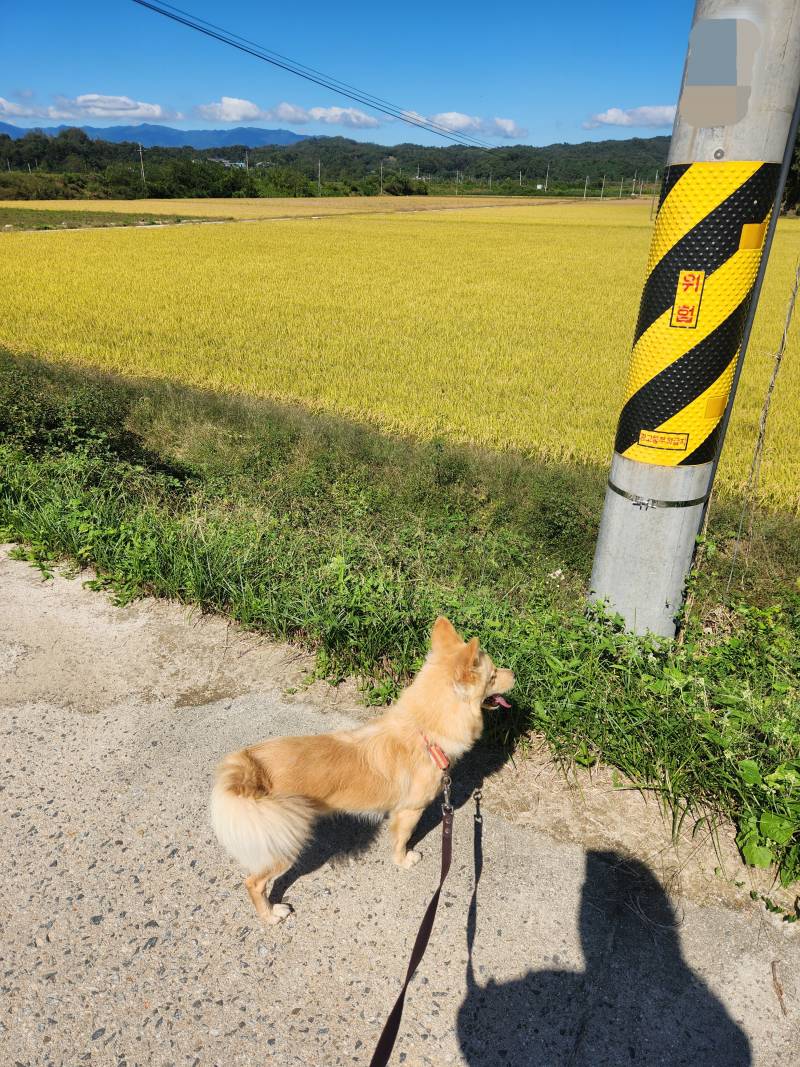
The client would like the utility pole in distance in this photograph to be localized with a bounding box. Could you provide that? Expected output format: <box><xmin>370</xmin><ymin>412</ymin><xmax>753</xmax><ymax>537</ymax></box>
<box><xmin>618</xmin><ymin>176</ymin><xmax>624</xmax><ymax>198</ymax></box>
<box><xmin>318</xmin><ymin>159</ymin><xmax>321</xmax><ymax>194</ymax></box>
<box><xmin>380</xmin><ymin>160</ymin><xmax>384</xmax><ymax>195</ymax></box>
<box><xmin>544</xmin><ymin>161</ymin><xmax>550</xmax><ymax>192</ymax></box>
<box><xmin>583</xmin><ymin>175</ymin><xmax>589</xmax><ymax>198</ymax></box>
<box><xmin>590</xmin><ymin>0</ymin><xmax>800</xmax><ymax>637</ymax></box>
<box><xmin>600</xmin><ymin>174</ymin><xmax>606</xmax><ymax>199</ymax></box>
<box><xmin>138</xmin><ymin>143</ymin><xmax>147</xmax><ymax>195</ymax></box>
<box><xmin>649</xmin><ymin>169</ymin><xmax>660</xmax><ymax>220</ymax></box>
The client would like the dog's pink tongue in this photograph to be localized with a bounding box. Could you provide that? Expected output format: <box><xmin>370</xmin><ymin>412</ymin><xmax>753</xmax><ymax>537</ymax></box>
<box><xmin>493</xmin><ymin>695</ymin><xmax>511</xmax><ymax>709</ymax></box>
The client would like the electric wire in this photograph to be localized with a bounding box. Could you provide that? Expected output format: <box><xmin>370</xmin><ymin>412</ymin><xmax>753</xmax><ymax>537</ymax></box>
<box><xmin>132</xmin><ymin>0</ymin><xmax>491</xmax><ymax>148</ymax></box>
<box><xmin>129</xmin><ymin>0</ymin><xmax>495</xmax><ymax>150</ymax></box>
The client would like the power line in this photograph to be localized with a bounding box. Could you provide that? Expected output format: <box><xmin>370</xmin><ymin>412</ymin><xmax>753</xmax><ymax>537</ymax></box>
<box><xmin>129</xmin><ymin>0</ymin><xmax>495</xmax><ymax>150</ymax></box>
<box><xmin>133</xmin><ymin>0</ymin><xmax>491</xmax><ymax>148</ymax></box>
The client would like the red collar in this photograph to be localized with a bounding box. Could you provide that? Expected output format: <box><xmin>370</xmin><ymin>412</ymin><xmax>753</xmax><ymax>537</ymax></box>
<box><xmin>421</xmin><ymin>732</ymin><xmax>450</xmax><ymax>770</ymax></box>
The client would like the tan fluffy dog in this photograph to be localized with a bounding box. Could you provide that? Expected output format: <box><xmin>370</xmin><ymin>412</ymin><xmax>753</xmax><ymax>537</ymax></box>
<box><xmin>210</xmin><ymin>617</ymin><xmax>515</xmax><ymax>923</ymax></box>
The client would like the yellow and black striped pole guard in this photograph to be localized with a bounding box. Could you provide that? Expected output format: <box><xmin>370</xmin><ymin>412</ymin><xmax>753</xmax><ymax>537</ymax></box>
<box><xmin>615</xmin><ymin>160</ymin><xmax>781</xmax><ymax>467</ymax></box>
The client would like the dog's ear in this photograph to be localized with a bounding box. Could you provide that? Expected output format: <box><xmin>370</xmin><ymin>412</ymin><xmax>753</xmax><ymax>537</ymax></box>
<box><xmin>431</xmin><ymin>615</ymin><xmax>462</xmax><ymax>652</ymax></box>
<box><xmin>455</xmin><ymin>637</ymin><xmax>480</xmax><ymax>682</ymax></box>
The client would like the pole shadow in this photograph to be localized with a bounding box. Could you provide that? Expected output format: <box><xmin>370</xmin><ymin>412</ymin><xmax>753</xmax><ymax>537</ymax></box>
<box><xmin>457</xmin><ymin>847</ymin><xmax>751</xmax><ymax>1066</ymax></box>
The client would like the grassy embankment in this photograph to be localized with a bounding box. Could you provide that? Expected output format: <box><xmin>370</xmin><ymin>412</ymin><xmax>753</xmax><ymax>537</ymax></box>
<box><xmin>1</xmin><ymin>352</ymin><xmax>798</xmax><ymax>897</ymax></box>
<box><xmin>0</xmin><ymin>205</ymin><xmax>220</xmax><ymax>231</ymax></box>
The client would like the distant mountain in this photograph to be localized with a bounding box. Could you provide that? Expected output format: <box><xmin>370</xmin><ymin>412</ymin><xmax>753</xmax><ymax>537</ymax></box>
<box><xmin>0</xmin><ymin>121</ymin><xmax>307</xmax><ymax>148</ymax></box>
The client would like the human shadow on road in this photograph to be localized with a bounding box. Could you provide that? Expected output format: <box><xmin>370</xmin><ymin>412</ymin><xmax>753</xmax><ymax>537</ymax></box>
<box><xmin>270</xmin><ymin>734</ymin><xmax>520</xmax><ymax>906</ymax></box>
<box><xmin>457</xmin><ymin>847</ymin><xmax>751</xmax><ymax>1066</ymax></box>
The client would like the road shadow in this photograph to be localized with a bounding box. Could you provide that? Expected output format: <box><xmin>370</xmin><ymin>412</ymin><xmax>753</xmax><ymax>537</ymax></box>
<box><xmin>457</xmin><ymin>847</ymin><xmax>751</xmax><ymax>1066</ymax></box>
<box><xmin>271</xmin><ymin>732</ymin><xmax>520</xmax><ymax>906</ymax></box>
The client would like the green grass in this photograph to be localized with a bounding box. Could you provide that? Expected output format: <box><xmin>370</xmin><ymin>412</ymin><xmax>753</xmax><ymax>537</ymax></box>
<box><xmin>0</xmin><ymin>206</ymin><xmax>220</xmax><ymax>231</ymax></box>
<box><xmin>1</xmin><ymin>349</ymin><xmax>799</xmax><ymax>896</ymax></box>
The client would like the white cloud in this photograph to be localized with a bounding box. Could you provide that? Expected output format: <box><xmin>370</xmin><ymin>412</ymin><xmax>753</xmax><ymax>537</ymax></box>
<box><xmin>196</xmin><ymin>96</ymin><xmax>263</xmax><ymax>122</ymax></box>
<box><xmin>0</xmin><ymin>97</ymin><xmax>39</xmax><ymax>118</ymax></box>
<box><xmin>193</xmin><ymin>97</ymin><xmax>524</xmax><ymax>137</ymax></box>
<box><xmin>267</xmin><ymin>101</ymin><xmax>311</xmax><ymax>124</ymax></box>
<box><xmin>430</xmin><ymin>110</ymin><xmax>483</xmax><ymax>133</ymax></box>
<box><xmin>489</xmin><ymin>117</ymin><xmax>526</xmax><ymax>139</ymax></box>
<box><xmin>307</xmin><ymin>105</ymin><xmax>379</xmax><ymax>128</ymax></box>
<box><xmin>0</xmin><ymin>93</ymin><xmax>176</xmax><ymax>122</ymax></box>
<box><xmin>195</xmin><ymin>97</ymin><xmax>380</xmax><ymax>128</ymax></box>
<box><xmin>583</xmin><ymin>105</ymin><xmax>676</xmax><ymax>130</ymax></box>
<box><xmin>406</xmin><ymin>109</ymin><xmax>526</xmax><ymax>140</ymax></box>
<box><xmin>64</xmin><ymin>94</ymin><xmax>171</xmax><ymax>119</ymax></box>
<box><xmin>400</xmin><ymin>109</ymin><xmax>427</xmax><ymax>126</ymax></box>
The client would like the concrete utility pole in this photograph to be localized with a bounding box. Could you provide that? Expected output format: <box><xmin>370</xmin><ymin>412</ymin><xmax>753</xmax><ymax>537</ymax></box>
<box><xmin>138</xmin><ymin>143</ymin><xmax>146</xmax><ymax>194</ymax></box>
<box><xmin>618</xmin><ymin>176</ymin><xmax>624</xmax><ymax>198</ymax></box>
<box><xmin>600</xmin><ymin>174</ymin><xmax>606</xmax><ymax>199</ymax></box>
<box><xmin>590</xmin><ymin>0</ymin><xmax>800</xmax><ymax>636</ymax></box>
<box><xmin>583</xmin><ymin>175</ymin><xmax>589</xmax><ymax>198</ymax></box>
<box><xmin>544</xmin><ymin>162</ymin><xmax>550</xmax><ymax>192</ymax></box>
<box><xmin>318</xmin><ymin>159</ymin><xmax>321</xmax><ymax>194</ymax></box>
<box><xmin>380</xmin><ymin>160</ymin><xmax>384</xmax><ymax>195</ymax></box>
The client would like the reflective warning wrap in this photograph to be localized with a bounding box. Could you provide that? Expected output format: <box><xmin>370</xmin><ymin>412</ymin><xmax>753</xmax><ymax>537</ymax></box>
<box><xmin>615</xmin><ymin>161</ymin><xmax>780</xmax><ymax>465</ymax></box>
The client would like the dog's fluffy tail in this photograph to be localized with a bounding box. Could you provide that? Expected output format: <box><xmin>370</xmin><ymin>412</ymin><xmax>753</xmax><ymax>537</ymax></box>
<box><xmin>210</xmin><ymin>750</ymin><xmax>316</xmax><ymax>875</ymax></box>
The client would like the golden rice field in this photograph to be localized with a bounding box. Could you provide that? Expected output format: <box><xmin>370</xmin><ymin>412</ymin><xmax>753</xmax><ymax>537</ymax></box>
<box><xmin>2</xmin><ymin>198</ymin><xmax>799</xmax><ymax>507</ymax></box>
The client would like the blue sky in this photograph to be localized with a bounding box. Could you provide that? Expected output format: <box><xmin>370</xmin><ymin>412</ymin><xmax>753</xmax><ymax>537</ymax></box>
<box><xmin>3</xmin><ymin>1</ymin><xmax>696</xmax><ymax>145</ymax></box>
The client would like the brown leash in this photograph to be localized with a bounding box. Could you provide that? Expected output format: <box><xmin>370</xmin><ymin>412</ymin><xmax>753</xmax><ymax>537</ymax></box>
<box><xmin>368</xmin><ymin>774</ymin><xmax>454</xmax><ymax>1067</ymax></box>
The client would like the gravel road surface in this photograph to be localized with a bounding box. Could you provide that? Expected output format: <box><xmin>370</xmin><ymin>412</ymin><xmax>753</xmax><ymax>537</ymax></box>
<box><xmin>1</xmin><ymin>546</ymin><xmax>797</xmax><ymax>1066</ymax></box>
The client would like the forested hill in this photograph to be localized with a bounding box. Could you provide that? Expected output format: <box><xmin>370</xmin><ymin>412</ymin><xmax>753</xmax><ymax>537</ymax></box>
<box><xmin>246</xmin><ymin>135</ymin><xmax>670</xmax><ymax>182</ymax></box>
<box><xmin>1</xmin><ymin>125</ymin><xmax>668</xmax><ymax>186</ymax></box>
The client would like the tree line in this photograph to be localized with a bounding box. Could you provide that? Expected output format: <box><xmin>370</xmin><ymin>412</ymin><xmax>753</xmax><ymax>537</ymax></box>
<box><xmin>2</xmin><ymin>125</ymin><xmax>799</xmax><ymax>210</ymax></box>
<box><xmin>0</xmin><ymin>126</ymin><xmax>670</xmax><ymax>200</ymax></box>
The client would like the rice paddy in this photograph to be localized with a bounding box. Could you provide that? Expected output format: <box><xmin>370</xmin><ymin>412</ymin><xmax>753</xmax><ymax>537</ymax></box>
<box><xmin>2</xmin><ymin>198</ymin><xmax>798</xmax><ymax>507</ymax></box>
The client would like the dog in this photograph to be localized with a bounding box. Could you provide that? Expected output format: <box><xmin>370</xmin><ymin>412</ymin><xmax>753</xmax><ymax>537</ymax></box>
<box><xmin>210</xmin><ymin>616</ymin><xmax>514</xmax><ymax>923</ymax></box>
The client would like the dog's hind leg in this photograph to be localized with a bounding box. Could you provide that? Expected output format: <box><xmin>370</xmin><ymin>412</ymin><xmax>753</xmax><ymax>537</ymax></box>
<box><xmin>245</xmin><ymin>861</ymin><xmax>292</xmax><ymax>924</ymax></box>
<box><xmin>389</xmin><ymin>807</ymin><xmax>424</xmax><ymax>869</ymax></box>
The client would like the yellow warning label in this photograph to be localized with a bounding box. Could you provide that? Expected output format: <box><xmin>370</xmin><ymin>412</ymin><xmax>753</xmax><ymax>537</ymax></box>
<box><xmin>739</xmin><ymin>221</ymin><xmax>767</xmax><ymax>250</ymax></box>
<box><xmin>704</xmin><ymin>394</ymin><xmax>728</xmax><ymax>419</ymax></box>
<box><xmin>669</xmin><ymin>270</ymin><xmax>705</xmax><ymax>328</ymax></box>
<box><xmin>638</xmin><ymin>429</ymin><xmax>689</xmax><ymax>451</ymax></box>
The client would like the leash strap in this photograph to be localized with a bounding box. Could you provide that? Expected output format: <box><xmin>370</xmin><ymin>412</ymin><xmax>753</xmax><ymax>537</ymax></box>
<box><xmin>368</xmin><ymin>780</ymin><xmax>454</xmax><ymax>1067</ymax></box>
<box><xmin>466</xmin><ymin>790</ymin><xmax>482</xmax><ymax>976</ymax></box>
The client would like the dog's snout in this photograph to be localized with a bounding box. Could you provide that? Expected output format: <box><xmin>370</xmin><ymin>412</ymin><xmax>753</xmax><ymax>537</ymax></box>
<box><xmin>496</xmin><ymin>668</ymin><xmax>515</xmax><ymax>692</ymax></box>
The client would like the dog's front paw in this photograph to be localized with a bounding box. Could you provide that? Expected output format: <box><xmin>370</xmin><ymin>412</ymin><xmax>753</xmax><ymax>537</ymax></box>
<box><xmin>265</xmin><ymin>902</ymin><xmax>292</xmax><ymax>925</ymax></box>
<box><xmin>396</xmin><ymin>849</ymin><xmax>421</xmax><ymax>870</ymax></box>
